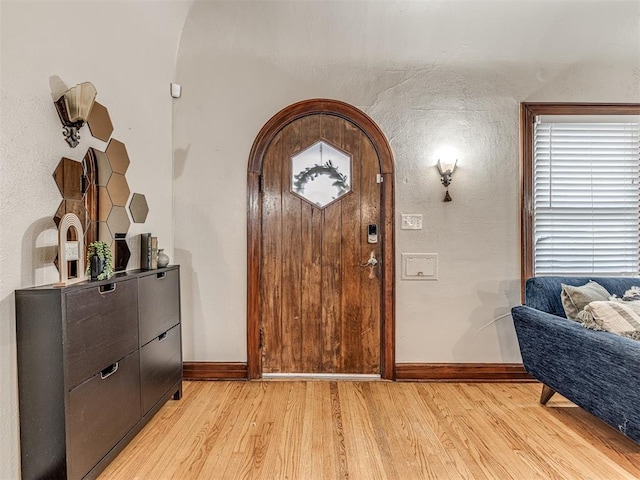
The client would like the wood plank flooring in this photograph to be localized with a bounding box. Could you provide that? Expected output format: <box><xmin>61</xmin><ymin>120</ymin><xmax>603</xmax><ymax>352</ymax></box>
<box><xmin>99</xmin><ymin>381</ymin><xmax>640</xmax><ymax>479</ymax></box>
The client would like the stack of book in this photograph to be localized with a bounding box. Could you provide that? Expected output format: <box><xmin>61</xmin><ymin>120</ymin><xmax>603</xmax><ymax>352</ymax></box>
<box><xmin>140</xmin><ymin>233</ymin><xmax>159</xmax><ymax>269</ymax></box>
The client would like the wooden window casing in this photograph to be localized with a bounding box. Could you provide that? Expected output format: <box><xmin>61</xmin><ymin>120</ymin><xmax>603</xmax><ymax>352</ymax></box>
<box><xmin>520</xmin><ymin>103</ymin><xmax>640</xmax><ymax>298</ymax></box>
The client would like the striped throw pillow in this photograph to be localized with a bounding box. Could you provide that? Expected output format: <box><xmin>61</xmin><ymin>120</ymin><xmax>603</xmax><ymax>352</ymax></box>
<box><xmin>578</xmin><ymin>301</ymin><xmax>640</xmax><ymax>340</ymax></box>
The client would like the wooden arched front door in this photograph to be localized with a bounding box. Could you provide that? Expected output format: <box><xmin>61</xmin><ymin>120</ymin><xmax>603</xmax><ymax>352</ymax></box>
<box><xmin>247</xmin><ymin>99</ymin><xmax>395</xmax><ymax>379</ymax></box>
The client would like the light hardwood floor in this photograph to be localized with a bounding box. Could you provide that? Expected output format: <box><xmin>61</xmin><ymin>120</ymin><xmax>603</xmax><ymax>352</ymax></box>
<box><xmin>99</xmin><ymin>381</ymin><xmax>640</xmax><ymax>479</ymax></box>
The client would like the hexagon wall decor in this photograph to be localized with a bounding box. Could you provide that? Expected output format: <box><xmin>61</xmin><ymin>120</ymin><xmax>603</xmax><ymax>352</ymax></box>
<box><xmin>51</xmin><ymin>89</ymin><xmax>150</xmax><ymax>272</ymax></box>
<box><xmin>54</xmin><ymin>200</ymin><xmax>87</xmax><ymax>231</ymax></box>
<box><xmin>53</xmin><ymin>158</ymin><xmax>83</xmax><ymax>200</ymax></box>
<box><xmin>129</xmin><ymin>193</ymin><xmax>149</xmax><ymax>223</ymax></box>
<box><xmin>52</xmin><ymin>156</ymin><xmax>95</xmax><ymax>245</ymax></box>
<box><xmin>93</xmin><ymin>148</ymin><xmax>112</xmax><ymax>187</ymax></box>
<box><xmin>106</xmin><ymin>206</ymin><xmax>130</xmax><ymax>238</ymax></box>
<box><xmin>87</xmin><ymin>102</ymin><xmax>114</xmax><ymax>142</ymax></box>
<box><xmin>98</xmin><ymin>186</ymin><xmax>112</xmax><ymax>222</ymax></box>
<box><xmin>114</xmin><ymin>233</ymin><xmax>131</xmax><ymax>271</ymax></box>
<box><xmin>106</xmin><ymin>173</ymin><xmax>130</xmax><ymax>207</ymax></box>
<box><xmin>98</xmin><ymin>221</ymin><xmax>112</xmax><ymax>247</ymax></box>
<box><xmin>105</xmin><ymin>139</ymin><xmax>130</xmax><ymax>175</ymax></box>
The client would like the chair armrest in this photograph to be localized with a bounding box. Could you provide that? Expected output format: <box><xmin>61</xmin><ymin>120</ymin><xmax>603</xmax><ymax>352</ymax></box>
<box><xmin>511</xmin><ymin>305</ymin><xmax>640</xmax><ymax>440</ymax></box>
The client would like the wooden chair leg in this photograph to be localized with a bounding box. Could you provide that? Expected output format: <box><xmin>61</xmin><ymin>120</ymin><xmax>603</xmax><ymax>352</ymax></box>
<box><xmin>540</xmin><ymin>384</ymin><xmax>556</xmax><ymax>405</ymax></box>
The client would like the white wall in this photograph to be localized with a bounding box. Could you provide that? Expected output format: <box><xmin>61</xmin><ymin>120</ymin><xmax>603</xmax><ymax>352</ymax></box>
<box><xmin>0</xmin><ymin>1</ymin><xmax>191</xmax><ymax>477</ymax></box>
<box><xmin>173</xmin><ymin>0</ymin><xmax>640</xmax><ymax>363</ymax></box>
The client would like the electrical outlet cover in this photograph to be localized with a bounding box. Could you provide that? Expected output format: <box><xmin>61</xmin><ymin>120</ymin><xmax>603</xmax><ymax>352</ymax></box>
<box><xmin>401</xmin><ymin>253</ymin><xmax>438</xmax><ymax>280</ymax></box>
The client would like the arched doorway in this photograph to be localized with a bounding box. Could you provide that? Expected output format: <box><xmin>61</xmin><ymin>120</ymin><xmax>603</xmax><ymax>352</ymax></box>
<box><xmin>247</xmin><ymin>99</ymin><xmax>395</xmax><ymax>379</ymax></box>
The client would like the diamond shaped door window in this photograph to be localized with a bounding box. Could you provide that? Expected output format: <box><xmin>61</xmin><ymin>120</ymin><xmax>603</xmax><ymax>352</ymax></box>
<box><xmin>291</xmin><ymin>140</ymin><xmax>351</xmax><ymax>208</ymax></box>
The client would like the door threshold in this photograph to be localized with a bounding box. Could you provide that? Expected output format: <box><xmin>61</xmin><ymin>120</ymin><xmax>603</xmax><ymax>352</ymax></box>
<box><xmin>261</xmin><ymin>373</ymin><xmax>382</xmax><ymax>381</ymax></box>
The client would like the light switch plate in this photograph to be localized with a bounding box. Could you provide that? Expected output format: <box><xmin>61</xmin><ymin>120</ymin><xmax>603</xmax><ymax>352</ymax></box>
<box><xmin>401</xmin><ymin>214</ymin><xmax>423</xmax><ymax>230</ymax></box>
<box><xmin>401</xmin><ymin>253</ymin><xmax>438</xmax><ymax>280</ymax></box>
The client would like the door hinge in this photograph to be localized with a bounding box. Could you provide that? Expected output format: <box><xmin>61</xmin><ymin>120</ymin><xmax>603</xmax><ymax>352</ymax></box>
<box><xmin>376</xmin><ymin>174</ymin><xmax>384</xmax><ymax>183</ymax></box>
<box><xmin>259</xmin><ymin>175</ymin><xmax>264</xmax><ymax>193</ymax></box>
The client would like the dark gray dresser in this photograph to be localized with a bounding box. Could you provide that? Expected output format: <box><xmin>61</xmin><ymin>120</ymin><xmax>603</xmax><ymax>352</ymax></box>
<box><xmin>15</xmin><ymin>266</ymin><xmax>182</xmax><ymax>480</ymax></box>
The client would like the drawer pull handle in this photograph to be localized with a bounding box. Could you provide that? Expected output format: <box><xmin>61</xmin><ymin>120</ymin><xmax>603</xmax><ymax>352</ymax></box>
<box><xmin>158</xmin><ymin>332</ymin><xmax>168</xmax><ymax>342</ymax></box>
<box><xmin>157</xmin><ymin>272</ymin><xmax>167</xmax><ymax>279</ymax></box>
<box><xmin>99</xmin><ymin>283</ymin><xmax>117</xmax><ymax>294</ymax></box>
<box><xmin>100</xmin><ymin>362</ymin><xmax>119</xmax><ymax>380</ymax></box>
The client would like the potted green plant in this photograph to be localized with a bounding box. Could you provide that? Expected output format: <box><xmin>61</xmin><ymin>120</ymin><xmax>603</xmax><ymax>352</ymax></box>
<box><xmin>86</xmin><ymin>241</ymin><xmax>114</xmax><ymax>280</ymax></box>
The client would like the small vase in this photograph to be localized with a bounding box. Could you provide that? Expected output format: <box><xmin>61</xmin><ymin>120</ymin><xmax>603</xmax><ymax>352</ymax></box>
<box><xmin>157</xmin><ymin>249</ymin><xmax>170</xmax><ymax>268</ymax></box>
<box><xmin>90</xmin><ymin>254</ymin><xmax>105</xmax><ymax>280</ymax></box>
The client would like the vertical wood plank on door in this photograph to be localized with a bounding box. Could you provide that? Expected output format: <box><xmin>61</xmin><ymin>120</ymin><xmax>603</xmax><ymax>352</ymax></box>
<box><xmin>300</xmin><ymin>205</ymin><xmax>324</xmax><ymax>372</ymax></box>
<box><xmin>299</xmin><ymin>117</ymin><xmax>323</xmax><ymax>372</ymax></box>
<box><xmin>321</xmin><ymin>115</ymin><xmax>344</xmax><ymax>372</ymax></box>
<box><xmin>339</xmin><ymin>120</ymin><xmax>362</xmax><ymax>372</ymax></box>
<box><xmin>280</xmin><ymin>122</ymin><xmax>303</xmax><ymax>372</ymax></box>
<box><xmin>247</xmin><ymin>172</ymin><xmax>262</xmax><ymax>378</ymax></box>
<box><xmin>261</xmin><ymin>131</ymin><xmax>284</xmax><ymax>373</ymax></box>
<box><xmin>320</xmin><ymin>207</ymin><xmax>342</xmax><ymax>372</ymax></box>
<box><xmin>360</xmin><ymin>135</ymin><xmax>381</xmax><ymax>373</ymax></box>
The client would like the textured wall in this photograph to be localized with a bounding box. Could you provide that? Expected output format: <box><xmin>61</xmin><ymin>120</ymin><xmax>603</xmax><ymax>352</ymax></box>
<box><xmin>0</xmin><ymin>1</ymin><xmax>191</xmax><ymax>477</ymax></box>
<box><xmin>173</xmin><ymin>0</ymin><xmax>640</xmax><ymax>363</ymax></box>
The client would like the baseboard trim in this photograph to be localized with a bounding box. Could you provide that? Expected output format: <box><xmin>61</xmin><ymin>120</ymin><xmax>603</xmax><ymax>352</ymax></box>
<box><xmin>395</xmin><ymin>363</ymin><xmax>534</xmax><ymax>382</ymax></box>
<box><xmin>183</xmin><ymin>362</ymin><xmax>248</xmax><ymax>381</ymax></box>
<box><xmin>183</xmin><ymin>361</ymin><xmax>533</xmax><ymax>382</ymax></box>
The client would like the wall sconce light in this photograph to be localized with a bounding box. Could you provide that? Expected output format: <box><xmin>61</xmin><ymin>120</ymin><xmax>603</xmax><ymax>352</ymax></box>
<box><xmin>436</xmin><ymin>158</ymin><xmax>457</xmax><ymax>202</ymax></box>
<box><xmin>54</xmin><ymin>82</ymin><xmax>97</xmax><ymax>148</ymax></box>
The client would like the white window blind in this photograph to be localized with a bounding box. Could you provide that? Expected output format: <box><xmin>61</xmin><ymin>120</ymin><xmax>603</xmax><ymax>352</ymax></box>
<box><xmin>533</xmin><ymin>120</ymin><xmax>640</xmax><ymax>275</ymax></box>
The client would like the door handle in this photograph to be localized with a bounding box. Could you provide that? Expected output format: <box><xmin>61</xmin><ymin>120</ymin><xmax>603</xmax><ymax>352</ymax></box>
<box><xmin>360</xmin><ymin>251</ymin><xmax>378</xmax><ymax>268</ymax></box>
<box><xmin>360</xmin><ymin>251</ymin><xmax>379</xmax><ymax>279</ymax></box>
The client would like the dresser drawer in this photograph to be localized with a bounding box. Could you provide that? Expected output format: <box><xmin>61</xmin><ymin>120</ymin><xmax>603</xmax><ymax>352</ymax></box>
<box><xmin>67</xmin><ymin>350</ymin><xmax>141</xmax><ymax>480</ymax></box>
<box><xmin>65</xmin><ymin>279</ymin><xmax>139</xmax><ymax>388</ymax></box>
<box><xmin>140</xmin><ymin>324</ymin><xmax>182</xmax><ymax>415</ymax></box>
<box><xmin>139</xmin><ymin>269</ymin><xmax>180</xmax><ymax>346</ymax></box>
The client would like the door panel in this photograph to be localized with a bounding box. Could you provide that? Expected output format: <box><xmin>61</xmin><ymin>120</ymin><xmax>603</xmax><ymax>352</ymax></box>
<box><xmin>359</xmin><ymin>135</ymin><xmax>382</xmax><ymax>372</ymax></box>
<box><xmin>260</xmin><ymin>114</ymin><xmax>381</xmax><ymax>374</ymax></box>
<box><xmin>261</xmin><ymin>131</ymin><xmax>284</xmax><ymax>371</ymax></box>
<box><xmin>298</xmin><ymin>117</ymin><xmax>323</xmax><ymax>372</ymax></box>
